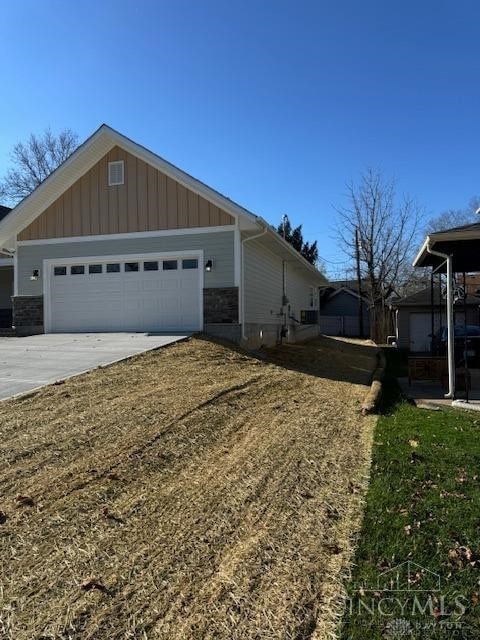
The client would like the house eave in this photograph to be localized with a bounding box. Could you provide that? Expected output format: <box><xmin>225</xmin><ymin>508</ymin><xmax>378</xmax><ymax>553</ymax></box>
<box><xmin>0</xmin><ymin>123</ymin><xmax>327</xmax><ymax>280</ymax></box>
<box><xmin>0</xmin><ymin>123</ymin><xmax>263</xmax><ymax>247</ymax></box>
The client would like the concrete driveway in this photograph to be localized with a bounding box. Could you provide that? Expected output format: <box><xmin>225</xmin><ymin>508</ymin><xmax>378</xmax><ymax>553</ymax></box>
<box><xmin>0</xmin><ymin>333</ymin><xmax>190</xmax><ymax>401</ymax></box>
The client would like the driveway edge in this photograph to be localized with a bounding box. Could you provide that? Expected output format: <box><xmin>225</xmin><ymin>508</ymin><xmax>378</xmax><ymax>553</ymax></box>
<box><xmin>1</xmin><ymin>335</ymin><xmax>191</xmax><ymax>403</ymax></box>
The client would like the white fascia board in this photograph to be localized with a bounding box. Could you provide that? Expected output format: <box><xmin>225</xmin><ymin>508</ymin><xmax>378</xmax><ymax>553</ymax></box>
<box><xmin>259</xmin><ymin>225</ymin><xmax>328</xmax><ymax>284</ymax></box>
<box><xmin>0</xmin><ymin>127</ymin><xmax>115</xmax><ymax>245</ymax></box>
<box><xmin>413</xmin><ymin>227</ymin><xmax>480</xmax><ymax>267</ymax></box>
<box><xmin>13</xmin><ymin>246</ymin><xmax>18</xmax><ymax>296</ymax></box>
<box><xmin>101</xmin><ymin>126</ymin><xmax>263</xmax><ymax>228</ymax></box>
<box><xmin>328</xmin><ymin>287</ymin><xmax>367</xmax><ymax>302</ymax></box>
<box><xmin>1</xmin><ymin>124</ymin><xmax>327</xmax><ymax>282</ymax></box>
<box><xmin>0</xmin><ymin>235</ymin><xmax>17</xmax><ymax>253</ymax></box>
<box><xmin>0</xmin><ymin>123</ymin><xmax>264</xmax><ymax>247</ymax></box>
<box><xmin>16</xmin><ymin>225</ymin><xmax>234</xmax><ymax>247</ymax></box>
<box><xmin>412</xmin><ymin>237</ymin><xmax>430</xmax><ymax>267</ymax></box>
<box><xmin>233</xmin><ymin>222</ymin><xmax>241</xmax><ymax>287</ymax></box>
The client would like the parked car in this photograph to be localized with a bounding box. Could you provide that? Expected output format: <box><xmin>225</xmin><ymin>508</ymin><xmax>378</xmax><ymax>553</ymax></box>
<box><xmin>432</xmin><ymin>325</ymin><xmax>480</xmax><ymax>365</ymax></box>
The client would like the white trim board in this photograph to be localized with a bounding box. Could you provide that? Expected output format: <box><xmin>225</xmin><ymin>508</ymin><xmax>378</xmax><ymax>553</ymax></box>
<box><xmin>17</xmin><ymin>225</ymin><xmax>235</xmax><ymax>247</ymax></box>
<box><xmin>43</xmin><ymin>249</ymin><xmax>204</xmax><ymax>334</ymax></box>
<box><xmin>0</xmin><ymin>123</ymin><xmax>325</xmax><ymax>284</ymax></box>
<box><xmin>13</xmin><ymin>246</ymin><xmax>18</xmax><ymax>297</ymax></box>
<box><xmin>233</xmin><ymin>223</ymin><xmax>241</xmax><ymax>288</ymax></box>
<box><xmin>0</xmin><ymin>124</ymin><xmax>259</xmax><ymax>245</ymax></box>
<box><xmin>327</xmin><ymin>286</ymin><xmax>369</xmax><ymax>303</ymax></box>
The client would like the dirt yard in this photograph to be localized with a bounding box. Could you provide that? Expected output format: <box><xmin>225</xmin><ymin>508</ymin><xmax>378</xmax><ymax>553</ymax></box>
<box><xmin>0</xmin><ymin>336</ymin><xmax>378</xmax><ymax>640</ymax></box>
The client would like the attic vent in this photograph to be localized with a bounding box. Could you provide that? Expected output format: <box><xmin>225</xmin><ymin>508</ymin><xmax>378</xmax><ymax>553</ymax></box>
<box><xmin>108</xmin><ymin>161</ymin><xmax>124</xmax><ymax>186</ymax></box>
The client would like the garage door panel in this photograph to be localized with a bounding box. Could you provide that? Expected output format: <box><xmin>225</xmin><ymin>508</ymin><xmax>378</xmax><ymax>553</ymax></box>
<box><xmin>49</xmin><ymin>255</ymin><xmax>201</xmax><ymax>333</ymax></box>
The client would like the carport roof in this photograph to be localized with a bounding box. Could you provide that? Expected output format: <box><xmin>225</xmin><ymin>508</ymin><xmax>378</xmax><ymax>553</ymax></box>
<box><xmin>413</xmin><ymin>222</ymin><xmax>480</xmax><ymax>272</ymax></box>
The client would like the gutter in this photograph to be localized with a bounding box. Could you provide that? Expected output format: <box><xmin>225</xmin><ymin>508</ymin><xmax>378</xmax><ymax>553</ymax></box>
<box><xmin>254</xmin><ymin>215</ymin><xmax>327</xmax><ymax>282</ymax></box>
<box><xmin>426</xmin><ymin>240</ymin><xmax>455</xmax><ymax>399</ymax></box>
<box><xmin>414</xmin><ymin>228</ymin><xmax>480</xmax><ymax>268</ymax></box>
<box><xmin>240</xmin><ymin>227</ymin><xmax>268</xmax><ymax>340</ymax></box>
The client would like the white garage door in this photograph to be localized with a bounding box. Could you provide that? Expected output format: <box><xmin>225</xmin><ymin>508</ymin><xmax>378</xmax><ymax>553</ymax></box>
<box><xmin>47</xmin><ymin>254</ymin><xmax>202</xmax><ymax>333</ymax></box>
<box><xmin>409</xmin><ymin>313</ymin><xmax>431</xmax><ymax>352</ymax></box>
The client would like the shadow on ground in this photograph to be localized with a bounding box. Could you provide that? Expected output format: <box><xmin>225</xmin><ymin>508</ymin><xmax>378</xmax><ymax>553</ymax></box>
<box><xmin>197</xmin><ymin>333</ymin><xmax>380</xmax><ymax>387</ymax></box>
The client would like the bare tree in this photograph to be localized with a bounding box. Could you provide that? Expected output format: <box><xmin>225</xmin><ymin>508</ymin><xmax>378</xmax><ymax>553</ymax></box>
<box><xmin>0</xmin><ymin>128</ymin><xmax>78</xmax><ymax>205</ymax></box>
<box><xmin>336</xmin><ymin>168</ymin><xmax>421</xmax><ymax>340</ymax></box>
<box><xmin>425</xmin><ymin>196</ymin><xmax>480</xmax><ymax>233</ymax></box>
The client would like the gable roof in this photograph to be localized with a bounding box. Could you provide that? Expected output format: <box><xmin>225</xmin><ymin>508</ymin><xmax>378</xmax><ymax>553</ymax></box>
<box><xmin>327</xmin><ymin>278</ymin><xmax>369</xmax><ymax>292</ymax></box>
<box><xmin>325</xmin><ymin>286</ymin><xmax>369</xmax><ymax>303</ymax></box>
<box><xmin>0</xmin><ymin>124</ymin><xmax>326</xmax><ymax>283</ymax></box>
<box><xmin>320</xmin><ymin>279</ymin><xmax>370</xmax><ymax>304</ymax></box>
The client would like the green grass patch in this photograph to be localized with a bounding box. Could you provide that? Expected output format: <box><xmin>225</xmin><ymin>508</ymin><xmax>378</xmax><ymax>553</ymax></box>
<box><xmin>340</xmin><ymin>352</ymin><xmax>480</xmax><ymax>639</ymax></box>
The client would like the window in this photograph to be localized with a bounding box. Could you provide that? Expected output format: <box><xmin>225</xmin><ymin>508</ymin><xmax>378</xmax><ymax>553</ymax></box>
<box><xmin>163</xmin><ymin>260</ymin><xmax>178</xmax><ymax>271</ymax></box>
<box><xmin>182</xmin><ymin>258</ymin><xmax>198</xmax><ymax>269</ymax></box>
<box><xmin>106</xmin><ymin>263</ymin><xmax>121</xmax><ymax>273</ymax></box>
<box><xmin>301</xmin><ymin>310</ymin><xmax>319</xmax><ymax>325</ymax></box>
<box><xmin>125</xmin><ymin>262</ymin><xmax>139</xmax><ymax>272</ymax></box>
<box><xmin>54</xmin><ymin>266</ymin><xmax>67</xmax><ymax>276</ymax></box>
<box><xmin>71</xmin><ymin>265</ymin><xmax>85</xmax><ymax>275</ymax></box>
<box><xmin>108</xmin><ymin>160</ymin><xmax>124</xmax><ymax>186</ymax></box>
<box><xmin>89</xmin><ymin>264</ymin><xmax>103</xmax><ymax>274</ymax></box>
<box><xmin>144</xmin><ymin>261</ymin><xmax>159</xmax><ymax>271</ymax></box>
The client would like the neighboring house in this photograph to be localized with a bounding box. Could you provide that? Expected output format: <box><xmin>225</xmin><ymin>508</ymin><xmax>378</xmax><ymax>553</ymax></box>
<box><xmin>458</xmin><ymin>273</ymin><xmax>480</xmax><ymax>296</ymax></box>
<box><xmin>392</xmin><ymin>287</ymin><xmax>480</xmax><ymax>352</ymax></box>
<box><xmin>0</xmin><ymin>125</ymin><xmax>326</xmax><ymax>346</ymax></box>
<box><xmin>0</xmin><ymin>205</ymin><xmax>13</xmax><ymax>328</ymax></box>
<box><xmin>319</xmin><ymin>280</ymin><xmax>370</xmax><ymax>337</ymax></box>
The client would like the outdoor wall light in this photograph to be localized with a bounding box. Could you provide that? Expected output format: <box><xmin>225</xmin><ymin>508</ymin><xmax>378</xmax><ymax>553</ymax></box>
<box><xmin>205</xmin><ymin>259</ymin><xmax>214</xmax><ymax>272</ymax></box>
<box><xmin>30</xmin><ymin>269</ymin><xmax>40</xmax><ymax>281</ymax></box>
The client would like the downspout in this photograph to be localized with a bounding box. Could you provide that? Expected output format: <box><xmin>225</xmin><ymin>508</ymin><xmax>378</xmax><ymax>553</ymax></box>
<box><xmin>241</xmin><ymin>227</ymin><xmax>268</xmax><ymax>341</ymax></box>
<box><xmin>426</xmin><ymin>242</ymin><xmax>455</xmax><ymax>399</ymax></box>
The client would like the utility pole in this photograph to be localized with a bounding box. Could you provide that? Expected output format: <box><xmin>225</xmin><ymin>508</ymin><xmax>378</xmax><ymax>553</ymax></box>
<box><xmin>355</xmin><ymin>227</ymin><xmax>364</xmax><ymax>337</ymax></box>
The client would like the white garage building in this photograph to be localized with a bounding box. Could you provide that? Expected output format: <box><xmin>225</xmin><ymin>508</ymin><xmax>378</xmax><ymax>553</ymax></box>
<box><xmin>393</xmin><ymin>287</ymin><xmax>480</xmax><ymax>352</ymax></box>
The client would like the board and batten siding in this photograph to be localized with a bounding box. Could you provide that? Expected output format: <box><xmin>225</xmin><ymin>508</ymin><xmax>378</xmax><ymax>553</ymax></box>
<box><xmin>321</xmin><ymin>290</ymin><xmax>370</xmax><ymax>328</ymax></box>
<box><xmin>17</xmin><ymin>231</ymin><xmax>235</xmax><ymax>296</ymax></box>
<box><xmin>322</xmin><ymin>291</ymin><xmax>360</xmax><ymax>316</ymax></box>
<box><xmin>18</xmin><ymin>147</ymin><xmax>235</xmax><ymax>241</ymax></box>
<box><xmin>243</xmin><ymin>238</ymin><xmax>319</xmax><ymax>326</ymax></box>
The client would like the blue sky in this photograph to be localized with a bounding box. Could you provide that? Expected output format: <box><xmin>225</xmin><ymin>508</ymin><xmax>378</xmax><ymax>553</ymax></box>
<box><xmin>1</xmin><ymin>0</ymin><xmax>479</xmax><ymax>275</ymax></box>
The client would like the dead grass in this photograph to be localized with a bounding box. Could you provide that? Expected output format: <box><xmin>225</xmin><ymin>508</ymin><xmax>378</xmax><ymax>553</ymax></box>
<box><xmin>0</xmin><ymin>336</ymin><xmax>378</xmax><ymax>640</ymax></box>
